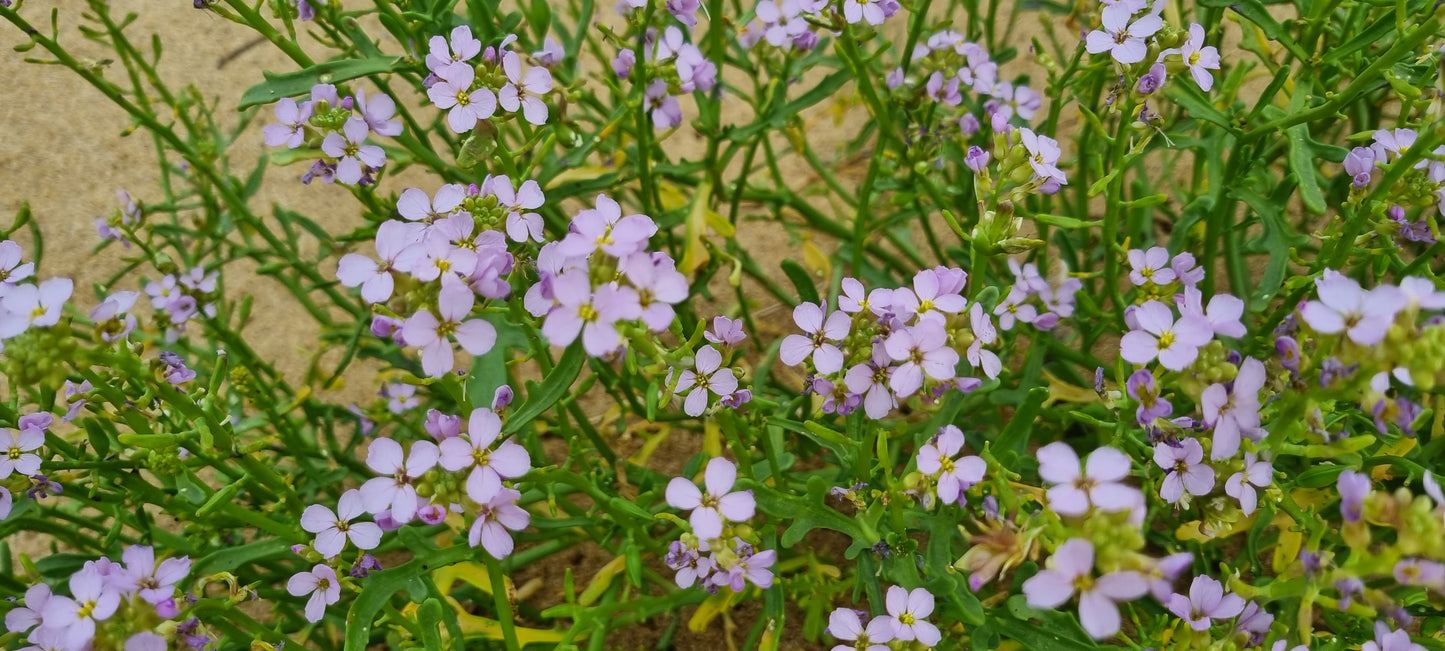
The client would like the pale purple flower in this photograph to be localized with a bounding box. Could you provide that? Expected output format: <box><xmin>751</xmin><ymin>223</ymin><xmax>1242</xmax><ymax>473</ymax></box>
<box><xmin>710</xmin><ymin>544</ymin><xmax>777</xmax><ymax>592</ymax></box>
<box><xmin>1153</xmin><ymin>438</ymin><xmax>1214</xmax><ymax>503</ymax></box>
<box><xmin>845</xmin><ymin>344</ymin><xmax>897</xmax><ymax>419</ymax></box>
<box><xmin>533</xmin><ymin>37</ymin><xmax>565</xmax><ymax>66</ymax></box>
<box><xmin>1168</xmin><ymin>575</ymin><xmax>1245</xmax><ymax>630</ymax></box>
<box><xmin>403</xmin><ymin>274</ymin><xmax>497</xmax><ymax>377</ymax></box>
<box><xmin>666</xmin><ymin>540</ymin><xmax>714</xmax><ymax>588</ymax></box>
<box><xmin>0</xmin><ymin>428</ymin><xmax>43</xmax><ymax>479</ymax></box>
<box><xmin>301</xmin><ymin>489</ymin><xmax>383</xmax><ymax>558</ymax></box>
<box><xmin>891</xmin><ymin>268</ymin><xmax>968</xmax><ymax>321</ymax></box>
<box><xmin>644</xmin><ymin>80</ymin><xmax>683</xmax><ymax>129</ymax></box>
<box><xmin>1338</xmin><ymin>469</ymin><xmax>1370</xmax><ymax>522</ymax></box>
<box><xmin>468</xmin><ymin>488</ymin><xmax>530</xmax><ymax>558</ymax></box>
<box><xmin>620</xmin><ymin>252</ymin><xmax>688</xmax><ymax>331</ymax></box>
<box><xmin>665</xmin><ymin>457</ymin><xmax>755</xmax><ymax>539</ymax></box>
<box><xmin>398</xmin><ymin>184</ymin><xmax>466</xmax><ymax>223</ymax></box>
<box><xmin>843</xmin><ymin>0</ymin><xmax>885</xmax><ymax>25</ymax></box>
<box><xmin>1085</xmin><ymin>9</ymin><xmax>1163</xmax><ymax>64</ymax></box>
<box><xmin>1372</xmin><ymin>128</ymin><xmax>1418</xmax><ymax>164</ymax></box>
<box><xmin>1299</xmin><ymin>271</ymin><xmax>1405</xmax><ymax>345</ymax></box>
<box><xmin>1363</xmin><ymin>621</ymin><xmax>1427</xmax><ymax>651</ymax></box>
<box><xmin>884</xmin><ymin>321</ymin><xmax>958</xmax><ymax>397</ymax></box>
<box><xmin>321</xmin><ymin>117</ymin><xmax>385</xmax><ymax>185</ymax></box>
<box><xmin>1037</xmin><ymin>442</ymin><xmax>1137</xmax><ymax>516</ymax></box>
<box><xmin>426</xmin><ymin>25</ymin><xmax>482</xmax><ymax>73</ymax></box>
<box><xmin>1126</xmin><ymin>369</ymin><xmax>1171</xmax><ymax>424</ymax></box>
<box><xmin>262</xmin><ymin>98</ymin><xmax>312</xmax><ymax>148</ymax></box>
<box><xmin>827</xmin><ymin>607</ymin><xmax>894</xmax><ymax>651</ymax></box>
<box><xmin>1345</xmin><ymin>146</ymin><xmax>1377</xmax><ymax>187</ymax></box>
<box><xmin>667</xmin><ymin>0</ymin><xmax>701</xmax><ymax>24</ymax></box>
<box><xmin>490</xmin><ymin>176</ymin><xmax>546</xmax><ymax>243</ymax></box>
<box><xmin>542</xmin><ymin>272</ymin><xmax>640</xmax><ymax>356</ymax></box>
<box><xmin>439</xmin><ymin>407</ymin><xmax>531</xmax><ymax>503</ymax></box>
<box><xmin>1201</xmin><ymin>356</ymin><xmax>1266</xmax><ymax>460</ymax></box>
<box><xmin>40</xmin><ymin>567</ymin><xmax>120</xmax><ymax>648</ymax></box>
<box><xmin>5</xmin><ymin>583</ymin><xmax>51</xmax><ymax>633</ymax></box>
<box><xmin>1165</xmin><ymin>24</ymin><xmax>1220</xmax><ymax>91</ymax></box>
<box><xmin>674</xmin><ymin>346</ymin><xmax>739</xmax><ymax>417</ymax></box>
<box><xmin>337</xmin><ymin>221</ymin><xmax>424</xmax><ymax>303</ymax></box>
<box><xmin>1127</xmin><ymin>247</ymin><xmax>1176</xmax><ymax>286</ymax></box>
<box><xmin>782</xmin><ymin>303</ymin><xmax>850</xmax><ymax>374</ymax></box>
<box><xmin>287</xmin><ymin>564</ymin><xmax>341</xmax><ymax>623</ymax></box>
<box><xmin>612</xmin><ymin>49</ymin><xmax>636</xmax><ymax>78</ymax></box>
<box><xmin>90</xmin><ymin>290</ymin><xmax>139</xmax><ymax>342</ymax></box>
<box><xmin>114</xmin><ymin>545</ymin><xmax>191</xmax><ymax>605</ymax></box>
<box><xmin>967</xmin><ymin>302</ymin><xmax>1001</xmax><ymax>378</ymax></box>
<box><xmin>558</xmin><ymin>194</ymin><xmax>658</xmax><ymax>259</ymax></box>
<box><xmin>916</xmin><ymin>425</ymin><xmax>986</xmax><ymax>506</ymax></box>
<box><xmin>0</xmin><ymin>487</ymin><xmax>10</xmax><ymax>521</ymax></box>
<box><xmin>359</xmin><ymin>437</ymin><xmax>439</xmax><ymax>523</ymax></box>
<box><xmin>1224</xmin><ymin>452</ymin><xmax>1272</xmax><ymax>515</ymax></box>
<box><xmin>1395</xmin><ymin>559</ymin><xmax>1445</xmax><ymax>590</ymax></box>
<box><xmin>704</xmin><ymin>316</ymin><xmax>747</xmax><ymax>346</ymax></box>
<box><xmin>1145</xmin><ymin>552</ymin><xmax>1194</xmax><ymax>602</ymax></box>
<box><xmin>498</xmin><ymin>51</ymin><xmax>552</xmax><ymax>125</ymax></box>
<box><xmin>355</xmin><ymin>88</ymin><xmax>402</xmax><ymax>136</ymax></box>
<box><xmin>1018</xmin><ymin>128</ymin><xmax>1067</xmax><ymax>184</ymax></box>
<box><xmin>1022</xmin><ymin>539</ymin><xmax>1148</xmax><ymax>639</ymax></box>
<box><xmin>1119</xmin><ymin>300</ymin><xmax>1213</xmax><ymax>371</ymax></box>
<box><xmin>1135</xmin><ymin>63</ymin><xmax>1166</xmax><ymax>94</ymax></box>
<box><xmin>1179</xmin><ymin>287</ymin><xmax>1246</xmax><ymax>338</ymax></box>
<box><xmin>427</xmin><ymin>62</ymin><xmax>498</xmax><ymax>133</ymax></box>
<box><xmin>875</xmin><ymin>586</ymin><xmax>941</xmax><ymax>645</ymax></box>
<box><xmin>838</xmin><ymin>277</ymin><xmax>892</xmax><ymax>315</ymax></box>
<box><xmin>0</xmin><ymin>277</ymin><xmax>73</xmax><ymax>339</ymax></box>
<box><xmin>964</xmin><ymin>146</ymin><xmax>991</xmax><ymax>174</ymax></box>
<box><xmin>0</xmin><ymin>241</ymin><xmax>33</xmax><ymax>292</ymax></box>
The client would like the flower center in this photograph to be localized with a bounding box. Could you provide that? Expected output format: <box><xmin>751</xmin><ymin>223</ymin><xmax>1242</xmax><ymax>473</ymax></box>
<box><xmin>457</xmin><ymin>89</ymin><xmax>472</xmax><ymax>106</ymax></box>
<box><xmin>1140</xmin><ymin>267</ymin><xmax>1154</xmax><ymax>279</ymax></box>
<box><xmin>1157</xmin><ymin>330</ymin><xmax>1176</xmax><ymax>349</ymax></box>
<box><xmin>940</xmin><ymin>457</ymin><xmax>956</xmax><ymax>474</ymax></box>
<box><xmin>76</xmin><ymin>600</ymin><xmax>97</xmax><ymax>620</ymax></box>
<box><xmin>316</xmin><ymin>577</ymin><xmax>331</xmax><ymax>591</ymax></box>
<box><xmin>1073</xmin><ymin>574</ymin><xmax>1095</xmax><ymax>593</ymax></box>
<box><xmin>1188</xmin><ymin>51</ymin><xmax>1201</xmax><ymax>65</ymax></box>
<box><xmin>579</xmin><ymin>304</ymin><xmax>600</xmax><ymax>323</ymax></box>
<box><xmin>437</xmin><ymin>321</ymin><xmax>458</xmax><ymax>338</ymax></box>
<box><xmin>899</xmin><ymin>613</ymin><xmax>916</xmax><ymax>625</ymax></box>
<box><xmin>472</xmin><ymin>447</ymin><xmax>492</xmax><ymax>467</ymax></box>
<box><xmin>344</xmin><ymin>143</ymin><xmax>359</xmax><ymax>158</ymax></box>
<box><xmin>7</xmin><ymin>448</ymin><xmax>20</xmax><ymax>460</ymax></box>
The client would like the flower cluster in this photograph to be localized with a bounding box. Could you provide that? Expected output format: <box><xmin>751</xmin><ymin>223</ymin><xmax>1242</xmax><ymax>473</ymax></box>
<box><xmin>0</xmin><ymin>241</ymin><xmax>69</xmax><ymax>353</ymax></box>
<box><xmin>290</xmin><ymin>402</ymin><xmax>532</xmax><ymax>622</ymax></box>
<box><xmin>781</xmin><ymin>267</ymin><xmax>1019</xmax><ymax>419</ymax></box>
<box><xmin>612</xmin><ymin>26</ymin><xmax>718</xmax><ymax>130</ymax></box>
<box><xmin>263</xmin><ymin>82</ymin><xmax>400</xmax><ymax>185</ymax></box>
<box><xmin>525</xmin><ymin>193</ymin><xmax>687</xmax><ymax>357</ymax></box>
<box><xmin>826</xmin><ymin>586</ymin><xmax>940</xmax><ymax>649</ymax></box>
<box><xmin>425</xmin><ymin>27</ymin><xmax>554</xmax><ymax>131</ymax></box>
<box><xmin>665</xmin><ymin>458</ymin><xmax>775</xmax><ymax>593</ymax></box>
<box><xmin>144</xmin><ymin>267</ymin><xmax>218</xmax><ymax>342</ymax></box>
<box><xmin>5</xmin><ymin>546</ymin><xmax>194</xmax><ymax>650</ymax></box>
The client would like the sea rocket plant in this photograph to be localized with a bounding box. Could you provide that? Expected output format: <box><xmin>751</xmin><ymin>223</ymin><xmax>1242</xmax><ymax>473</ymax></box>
<box><xmin>5</xmin><ymin>0</ymin><xmax>1445</xmax><ymax>647</ymax></box>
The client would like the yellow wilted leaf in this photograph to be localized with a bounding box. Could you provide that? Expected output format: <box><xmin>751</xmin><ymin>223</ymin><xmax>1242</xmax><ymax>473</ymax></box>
<box><xmin>432</xmin><ymin>561</ymin><xmax>493</xmax><ymax>595</ymax></box>
<box><xmin>629</xmin><ymin>425</ymin><xmax>673</xmax><ymax>467</ymax></box>
<box><xmin>801</xmin><ymin>234</ymin><xmax>831</xmax><ymax>279</ymax></box>
<box><xmin>680</xmin><ymin>180</ymin><xmax>714</xmax><ymax>274</ymax></box>
<box><xmin>547</xmin><ymin>165</ymin><xmax>616</xmax><ymax>188</ymax></box>
<box><xmin>1273</xmin><ymin>524</ymin><xmax>1303</xmax><ymax>574</ymax></box>
<box><xmin>688</xmin><ymin>588</ymin><xmax>743</xmax><ymax>633</ymax></box>
<box><xmin>1040</xmin><ymin>369</ymin><xmax>1098</xmax><ymax>406</ymax></box>
<box><xmin>657</xmin><ymin>182</ymin><xmax>691</xmax><ymax>212</ymax></box>
<box><xmin>437</xmin><ymin>597</ymin><xmax>566</xmax><ymax>645</ymax></box>
<box><xmin>1371</xmin><ymin>438</ymin><xmax>1418</xmax><ymax>480</ymax></box>
<box><xmin>705</xmin><ymin>209</ymin><xmax>735</xmax><ymax>238</ymax></box>
<box><xmin>578</xmin><ymin>554</ymin><xmax>628</xmax><ymax>607</ymax></box>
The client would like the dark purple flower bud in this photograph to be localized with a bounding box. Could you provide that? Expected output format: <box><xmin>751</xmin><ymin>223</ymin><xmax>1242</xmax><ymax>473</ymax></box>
<box><xmin>793</xmin><ymin>31</ymin><xmax>819</xmax><ymax>51</ymax></box>
<box><xmin>982</xmin><ymin>495</ymin><xmax>999</xmax><ymax>519</ymax></box>
<box><xmin>370</xmin><ymin>314</ymin><xmax>403</xmax><ymax>341</ymax></box>
<box><xmin>1135</xmin><ymin>63</ymin><xmax>1166</xmax><ymax>95</ymax></box>
<box><xmin>1225</xmin><ymin>350</ymin><xmax>1242</xmax><ymax>366</ymax></box>
<box><xmin>1299</xmin><ymin>549</ymin><xmax>1323</xmax><ymax>576</ymax></box>
<box><xmin>296</xmin><ymin>0</ymin><xmax>316</xmax><ymax>20</ymax></box>
<box><xmin>964</xmin><ymin>146</ymin><xmax>991</xmax><ymax>174</ymax></box>
<box><xmin>871</xmin><ymin>541</ymin><xmax>892</xmax><ymax>559</ymax></box>
<box><xmin>1396</xmin><ymin>399</ymin><xmax>1422</xmax><ymax>433</ymax></box>
<box><xmin>720</xmin><ymin>389</ymin><xmax>752</xmax><ymax>409</ymax></box>
<box><xmin>492</xmin><ymin>385</ymin><xmax>515</xmax><ymax>411</ymax></box>
<box><xmin>1094</xmin><ymin>367</ymin><xmax>1106</xmax><ymax>393</ymax></box>
<box><xmin>291</xmin><ymin>544</ymin><xmax>307</xmax><ymax>555</ymax></box>
<box><xmin>886</xmin><ymin>68</ymin><xmax>905</xmax><ymax>90</ymax></box>
<box><xmin>19</xmin><ymin>412</ymin><xmax>53</xmax><ymax>432</ymax></box>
